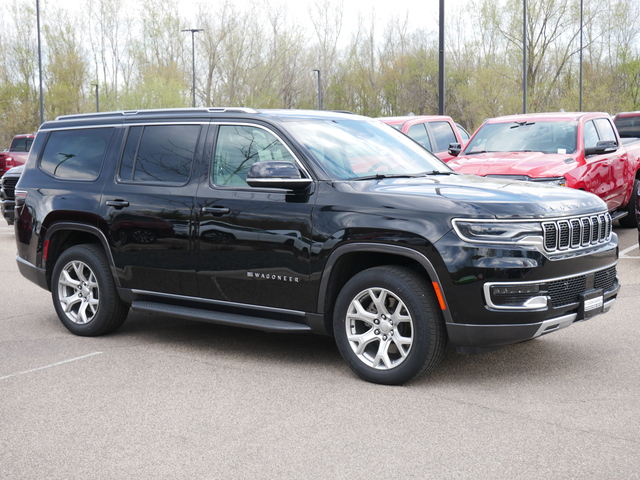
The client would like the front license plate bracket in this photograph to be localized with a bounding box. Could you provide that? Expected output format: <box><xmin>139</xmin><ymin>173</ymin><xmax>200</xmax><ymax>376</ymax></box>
<box><xmin>578</xmin><ymin>289</ymin><xmax>604</xmax><ymax>320</ymax></box>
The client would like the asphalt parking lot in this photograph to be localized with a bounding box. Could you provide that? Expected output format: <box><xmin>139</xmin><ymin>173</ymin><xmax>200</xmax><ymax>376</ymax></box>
<box><xmin>1</xmin><ymin>222</ymin><xmax>639</xmax><ymax>479</ymax></box>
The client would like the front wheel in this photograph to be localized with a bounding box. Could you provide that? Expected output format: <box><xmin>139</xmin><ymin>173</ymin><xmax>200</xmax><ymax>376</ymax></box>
<box><xmin>51</xmin><ymin>244</ymin><xmax>129</xmax><ymax>336</ymax></box>
<box><xmin>333</xmin><ymin>266</ymin><xmax>446</xmax><ymax>385</ymax></box>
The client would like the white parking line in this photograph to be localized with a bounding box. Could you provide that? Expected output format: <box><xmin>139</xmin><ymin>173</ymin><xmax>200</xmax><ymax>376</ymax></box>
<box><xmin>620</xmin><ymin>244</ymin><xmax>640</xmax><ymax>258</ymax></box>
<box><xmin>0</xmin><ymin>352</ymin><xmax>103</xmax><ymax>381</ymax></box>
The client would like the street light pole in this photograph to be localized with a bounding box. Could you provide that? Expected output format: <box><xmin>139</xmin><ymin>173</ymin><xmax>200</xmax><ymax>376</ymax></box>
<box><xmin>91</xmin><ymin>83</ymin><xmax>99</xmax><ymax>112</ymax></box>
<box><xmin>36</xmin><ymin>0</ymin><xmax>44</xmax><ymax>125</ymax></box>
<box><xmin>523</xmin><ymin>0</ymin><xmax>527</xmax><ymax>114</ymax></box>
<box><xmin>312</xmin><ymin>69</ymin><xmax>323</xmax><ymax>110</ymax></box>
<box><xmin>181</xmin><ymin>28</ymin><xmax>203</xmax><ymax>108</ymax></box>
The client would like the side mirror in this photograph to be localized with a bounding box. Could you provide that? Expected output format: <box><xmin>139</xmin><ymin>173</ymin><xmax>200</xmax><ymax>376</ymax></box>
<box><xmin>585</xmin><ymin>140</ymin><xmax>618</xmax><ymax>156</ymax></box>
<box><xmin>246</xmin><ymin>161</ymin><xmax>312</xmax><ymax>191</ymax></box>
<box><xmin>448</xmin><ymin>142</ymin><xmax>462</xmax><ymax>157</ymax></box>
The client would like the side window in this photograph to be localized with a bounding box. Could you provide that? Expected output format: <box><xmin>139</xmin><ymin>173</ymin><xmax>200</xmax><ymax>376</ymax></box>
<box><xmin>11</xmin><ymin>137</ymin><xmax>32</xmax><ymax>152</ymax></box>
<box><xmin>594</xmin><ymin>118</ymin><xmax>617</xmax><ymax>143</ymax></box>
<box><xmin>118</xmin><ymin>125</ymin><xmax>201</xmax><ymax>184</ymax></box>
<box><xmin>430</xmin><ymin>121</ymin><xmax>457</xmax><ymax>152</ymax></box>
<box><xmin>583</xmin><ymin>121</ymin><xmax>599</xmax><ymax>150</ymax></box>
<box><xmin>40</xmin><ymin>128</ymin><xmax>114</xmax><ymax>180</ymax></box>
<box><xmin>407</xmin><ymin>124</ymin><xmax>432</xmax><ymax>151</ymax></box>
<box><xmin>213</xmin><ymin>125</ymin><xmax>295</xmax><ymax>186</ymax></box>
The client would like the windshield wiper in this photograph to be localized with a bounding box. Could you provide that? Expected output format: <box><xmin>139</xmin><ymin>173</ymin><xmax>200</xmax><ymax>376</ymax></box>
<box><xmin>422</xmin><ymin>170</ymin><xmax>457</xmax><ymax>176</ymax></box>
<box><xmin>350</xmin><ymin>173</ymin><xmax>424</xmax><ymax>181</ymax></box>
<box><xmin>510</xmin><ymin>122</ymin><xmax>536</xmax><ymax>129</ymax></box>
<box><xmin>350</xmin><ymin>171</ymin><xmax>456</xmax><ymax>181</ymax></box>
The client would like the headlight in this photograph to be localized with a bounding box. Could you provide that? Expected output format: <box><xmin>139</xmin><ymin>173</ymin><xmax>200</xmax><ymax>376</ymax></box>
<box><xmin>531</xmin><ymin>177</ymin><xmax>566</xmax><ymax>187</ymax></box>
<box><xmin>452</xmin><ymin>219</ymin><xmax>544</xmax><ymax>244</ymax></box>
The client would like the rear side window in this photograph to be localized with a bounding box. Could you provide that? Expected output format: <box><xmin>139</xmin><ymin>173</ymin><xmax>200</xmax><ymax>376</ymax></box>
<box><xmin>430</xmin><ymin>121</ymin><xmax>457</xmax><ymax>152</ymax></box>
<box><xmin>40</xmin><ymin>128</ymin><xmax>114</xmax><ymax>180</ymax></box>
<box><xmin>119</xmin><ymin>124</ymin><xmax>201</xmax><ymax>184</ymax></box>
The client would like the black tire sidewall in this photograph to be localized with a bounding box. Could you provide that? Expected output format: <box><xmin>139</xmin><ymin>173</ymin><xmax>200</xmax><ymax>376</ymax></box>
<box><xmin>333</xmin><ymin>266</ymin><xmax>444</xmax><ymax>385</ymax></box>
<box><xmin>619</xmin><ymin>178</ymin><xmax>639</xmax><ymax>228</ymax></box>
<box><xmin>51</xmin><ymin>244</ymin><xmax>125</xmax><ymax>336</ymax></box>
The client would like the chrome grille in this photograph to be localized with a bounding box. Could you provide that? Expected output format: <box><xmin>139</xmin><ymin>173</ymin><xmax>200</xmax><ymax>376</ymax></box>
<box><xmin>542</xmin><ymin>213</ymin><xmax>612</xmax><ymax>252</ymax></box>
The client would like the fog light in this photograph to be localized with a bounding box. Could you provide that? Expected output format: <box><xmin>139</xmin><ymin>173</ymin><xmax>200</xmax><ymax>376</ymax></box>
<box><xmin>488</xmin><ymin>284</ymin><xmax>548</xmax><ymax>309</ymax></box>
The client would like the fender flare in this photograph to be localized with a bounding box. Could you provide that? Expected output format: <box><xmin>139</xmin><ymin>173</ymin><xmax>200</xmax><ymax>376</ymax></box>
<box><xmin>44</xmin><ymin>222</ymin><xmax>121</xmax><ymax>287</ymax></box>
<box><xmin>317</xmin><ymin>242</ymin><xmax>453</xmax><ymax>324</ymax></box>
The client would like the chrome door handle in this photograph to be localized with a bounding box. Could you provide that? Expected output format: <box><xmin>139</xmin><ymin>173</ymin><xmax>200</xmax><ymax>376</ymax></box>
<box><xmin>202</xmin><ymin>207</ymin><xmax>230</xmax><ymax>216</ymax></box>
<box><xmin>105</xmin><ymin>200</ymin><xmax>130</xmax><ymax>209</ymax></box>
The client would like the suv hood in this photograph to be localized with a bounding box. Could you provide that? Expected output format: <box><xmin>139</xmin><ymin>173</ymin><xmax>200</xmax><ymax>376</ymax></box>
<box><xmin>448</xmin><ymin>151</ymin><xmax>576</xmax><ymax>178</ymax></box>
<box><xmin>346</xmin><ymin>174</ymin><xmax>605</xmax><ymax>220</ymax></box>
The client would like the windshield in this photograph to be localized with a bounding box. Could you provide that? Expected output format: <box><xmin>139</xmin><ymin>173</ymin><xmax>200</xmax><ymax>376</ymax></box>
<box><xmin>464</xmin><ymin>120</ymin><xmax>578</xmax><ymax>155</ymax></box>
<box><xmin>286</xmin><ymin>119</ymin><xmax>451</xmax><ymax>180</ymax></box>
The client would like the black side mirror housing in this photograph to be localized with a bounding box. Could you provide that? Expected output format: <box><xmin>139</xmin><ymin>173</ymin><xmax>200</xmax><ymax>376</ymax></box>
<box><xmin>585</xmin><ymin>140</ymin><xmax>618</xmax><ymax>156</ymax></box>
<box><xmin>246</xmin><ymin>161</ymin><xmax>312</xmax><ymax>191</ymax></box>
<box><xmin>448</xmin><ymin>142</ymin><xmax>462</xmax><ymax>157</ymax></box>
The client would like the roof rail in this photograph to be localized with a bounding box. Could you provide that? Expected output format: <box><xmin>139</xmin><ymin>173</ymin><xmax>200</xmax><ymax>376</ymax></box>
<box><xmin>55</xmin><ymin>107</ymin><xmax>260</xmax><ymax>122</ymax></box>
<box><xmin>207</xmin><ymin>107</ymin><xmax>259</xmax><ymax>114</ymax></box>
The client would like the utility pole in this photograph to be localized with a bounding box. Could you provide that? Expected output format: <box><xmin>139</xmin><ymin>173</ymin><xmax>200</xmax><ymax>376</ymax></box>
<box><xmin>312</xmin><ymin>69</ymin><xmax>323</xmax><ymax>110</ymax></box>
<box><xmin>181</xmin><ymin>28</ymin><xmax>203</xmax><ymax>108</ymax></box>
<box><xmin>91</xmin><ymin>83</ymin><xmax>99</xmax><ymax>112</ymax></box>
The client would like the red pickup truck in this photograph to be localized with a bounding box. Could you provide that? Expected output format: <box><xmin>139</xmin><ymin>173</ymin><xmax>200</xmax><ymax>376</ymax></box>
<box><xmin>378</xmin><ymin>115</ymin><xmax>469</xmax><ymax>162</ymax></box>
<box><xmin>0</xmin><ymin>134</ymin><xmax>34</xmax><ymax>176</ymax></box>
<box><xmin>447</xmin><ymin>112</ymin><xmax>640</xmax><ymax>227</ymax></box>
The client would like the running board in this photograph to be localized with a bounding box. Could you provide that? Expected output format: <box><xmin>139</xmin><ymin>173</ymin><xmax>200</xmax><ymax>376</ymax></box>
<box><xmin>130</xmin><ymin>300</ymin><xmax>312</xmax><ymax>333</ymax></box>
<box><xmin>611</xmin><ymin>210</ymin><xmax>628</xmax><ymax>221</ymax></box>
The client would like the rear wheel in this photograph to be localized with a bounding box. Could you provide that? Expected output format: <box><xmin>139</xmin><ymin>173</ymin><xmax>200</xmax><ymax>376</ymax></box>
<box><xmin>51</xmin><ymin>244</ymin><xmax>128</xmax><ymax>336</ymax></box>
<box><xmin>333</xmin><ymin>266</ymin><xmax>446</xmax><ymax>385</ymax></box>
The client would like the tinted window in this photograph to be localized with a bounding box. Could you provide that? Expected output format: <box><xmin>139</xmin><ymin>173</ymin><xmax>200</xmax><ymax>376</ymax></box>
<box><xmin>614</xmin><ymin>116</ymin><xmax>640</xmax><ymax>138</ymax></box>
<box><xmin>119</xmin><ymin>125</ymin><xmax>200</xmax><ymax>184</ymax></box>
<box><xmin>407</xmin><ymin>124</ymin><xmax>432</xmax><ymax>151</ymax></box>
<box><xmin>594</xmin><ymin>118</ymin><xmax>617</xmax><ymax>143</ymax></box>
<box><xmin>40</xmin><ymin>128</ymin><xmax>113</xmax><ymax>180</ymax></box>
<box><xmin>430</xmin><ymin>121</ymin><xmax>457</xmax><ymax>151</ymax></box>
<box><xmin>213</xmin><ymin>125</ymin><xmax>295</xmax><ymax>186</ymax></box>
<box><xmin>10</xmin><ymin>137</ymin><xmax>33</xmax><ymax>152</ymax></box>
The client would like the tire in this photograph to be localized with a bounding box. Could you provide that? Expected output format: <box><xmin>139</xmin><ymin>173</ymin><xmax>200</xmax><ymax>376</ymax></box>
<box><xmin>333</xmin><ymin>265</ymin><xmax>446</xmax><ymax>385</ymax></box>
<box><xmin>618</xmin><ymin>178</ymin><xmax>639</xmax><ymax>228</ymax></box>
<box><xmin>51</xmin><ymin>244</ymin><xmax>129</xmax><ymax>336</ymax></box>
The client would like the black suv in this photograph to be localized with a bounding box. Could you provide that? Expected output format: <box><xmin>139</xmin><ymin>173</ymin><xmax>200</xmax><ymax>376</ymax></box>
<box><xmin>14</xmin><ymin>108</ymin><xmax>619</xmax><ymax>384</ymax></box>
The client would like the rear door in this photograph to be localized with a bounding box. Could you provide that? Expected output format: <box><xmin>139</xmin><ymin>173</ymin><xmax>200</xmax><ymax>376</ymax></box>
<box><xmin>195</xmin><ymin>122</ymin><xmax>316</xmax><ymax>312</ymax></box>
<box><xmin>99</xmin><ymin>121</ymin><xmax>206</xmax><ymax>296</ymax></box>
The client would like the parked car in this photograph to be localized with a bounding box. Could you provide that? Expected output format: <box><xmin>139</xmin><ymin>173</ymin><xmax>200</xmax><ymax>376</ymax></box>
<box><xmin>377</xmin><ymin>115</ymin><xmax>468</xmax><ymax>162</ymax></box>
<box><xmin>447</xmin><ymin>112</ymin><xmax>640</xmax><ymax>228</ymax></box>
<box><xmin>0</xmin><ymin>134</ymin><xmax>34</xmax><ymax>177</ymax></box>
<box><xmin>1</xmin><ymin>164</ymin><xmax>23</xmax><ymax>225</ymax></box>
<box><xmin>14</xmin><ymin>108</ymin><xmax>619</xmax><ymax>385</ymax></box>
<box><xmin>613</xmin><ymin>111</ymin><xmax>640</xmax><ymax>139</ymax></box>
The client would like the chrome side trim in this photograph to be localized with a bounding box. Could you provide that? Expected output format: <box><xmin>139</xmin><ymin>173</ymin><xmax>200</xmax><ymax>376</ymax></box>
<box><xmin>130</xmin><ymin>289</ymin><xmax>307</xmax><ymax>317</ymax></box>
